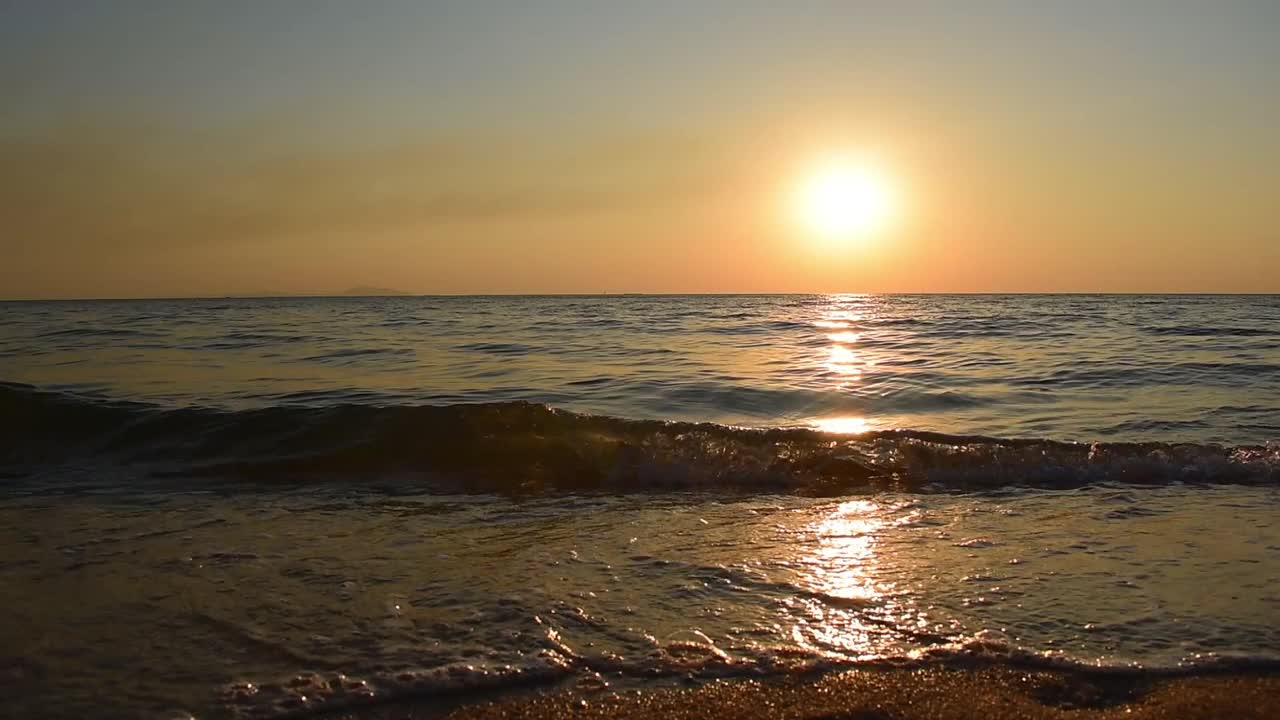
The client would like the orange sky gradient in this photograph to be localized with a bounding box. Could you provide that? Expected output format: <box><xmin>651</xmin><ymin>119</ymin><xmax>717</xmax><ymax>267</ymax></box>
<box><xmin>3</xmin><ymin>3</ymin><xmax>1278</xmax><ymax>298</ymax></box>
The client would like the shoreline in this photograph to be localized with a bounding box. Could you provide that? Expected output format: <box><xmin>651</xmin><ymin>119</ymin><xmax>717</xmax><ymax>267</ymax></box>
<box><xmin>363</xmin><ymin>666</ymin><xmax>1280</xmax><ymax>720</ymax></box>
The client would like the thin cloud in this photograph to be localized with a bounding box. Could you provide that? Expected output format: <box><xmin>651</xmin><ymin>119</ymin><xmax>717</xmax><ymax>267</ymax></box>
<box><xmin>1</xmin><ymin>125</ymin><xmax>728</xmax><ymax>253</ymax></box>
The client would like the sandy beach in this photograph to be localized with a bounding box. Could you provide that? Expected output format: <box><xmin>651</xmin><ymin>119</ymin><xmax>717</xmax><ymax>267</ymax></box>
<box><xmin>419</xmin><ymin>667</ymin><xmax>1280</xmax><ymax>720</ymax></box>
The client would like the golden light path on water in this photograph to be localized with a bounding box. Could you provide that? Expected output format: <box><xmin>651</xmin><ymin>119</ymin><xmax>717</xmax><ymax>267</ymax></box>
<box><xmin>802</xmin><ymin>299</ymin><xmax>910</xmax><ymax>660</ymax></box>
<box><xmin>812</xmin><ymin>294</ymin><xmax>878</xmax><ymax>437</ymax></box>
<box><xmin>786</xmin><ymin>499</ymin><xmax>930</xmax><ymax>659</ymax></box>
<box><xmin>811</xmin><ymin>416</ymin><xmax>872</xmax><ymax>434</ymax></box>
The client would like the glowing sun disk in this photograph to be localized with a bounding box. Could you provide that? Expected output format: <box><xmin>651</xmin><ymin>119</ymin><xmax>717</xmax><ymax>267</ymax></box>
<box><xmin>796</xmin><ymin>160</ymin><xmax>896</xmax><ymax>240</ymax></box>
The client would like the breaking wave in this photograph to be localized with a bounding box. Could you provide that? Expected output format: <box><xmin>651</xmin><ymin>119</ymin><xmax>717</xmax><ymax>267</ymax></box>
<box><xmin>2</xmin><ymin>382</ymin><xmax>1277</xmax><ymax>494</ymax></box>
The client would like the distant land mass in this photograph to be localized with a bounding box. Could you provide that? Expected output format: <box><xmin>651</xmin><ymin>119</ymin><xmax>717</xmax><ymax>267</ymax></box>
<box><xmin>340</xmin><ymin>286</ymin><xmax>410</xmax><ymax>296</ymax></box>
<box><xmin>219</xmin><ymin>287</ymin><xmax>410</xmax><ymax>298</ymax></box>
<box><xmin>225</xmin><ymin>291</ymin><xmax>299</xmax><ymax>298</ymax></box>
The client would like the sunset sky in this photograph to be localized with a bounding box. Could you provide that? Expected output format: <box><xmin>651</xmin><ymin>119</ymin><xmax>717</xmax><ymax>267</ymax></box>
<box><xmin>3</xmin><ymin>1</ymin><xmax>1278</xmax><ymax>298</ymax></box>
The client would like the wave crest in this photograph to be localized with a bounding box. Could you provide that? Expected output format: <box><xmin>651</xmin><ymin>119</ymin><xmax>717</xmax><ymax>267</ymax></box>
<box><xmin>2</xmin><ymin>382</ymin><xmax>1277</xmax><ymax>493</ymax></box>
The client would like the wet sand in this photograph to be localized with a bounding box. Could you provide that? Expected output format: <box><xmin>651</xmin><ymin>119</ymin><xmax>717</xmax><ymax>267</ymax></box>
<box><xmin>380</xmin><ymin>667</ymin><xmax>1280</xmax><ymax>720</ymax></box>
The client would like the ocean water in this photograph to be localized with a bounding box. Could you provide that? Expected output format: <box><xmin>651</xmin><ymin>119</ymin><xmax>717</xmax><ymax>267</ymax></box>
<box><xmin>1</xmin><ymin>294</ymin><xmax>1278</xmax><ymax>719</ymax></box>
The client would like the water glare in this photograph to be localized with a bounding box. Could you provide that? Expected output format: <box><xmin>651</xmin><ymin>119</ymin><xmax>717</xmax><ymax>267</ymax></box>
<box><xmin>812</xmin><ymin>416</ymin><xmax>873</xmax><ymax>434</ymax></box>
<box><xmin>784</xmin><ymin>499</ymin><xmax>927</xmax><ymax>660</ymax></box>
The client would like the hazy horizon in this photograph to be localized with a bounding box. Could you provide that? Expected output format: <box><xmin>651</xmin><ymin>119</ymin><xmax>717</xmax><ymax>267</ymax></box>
<box><xmin>4</xmin><ymin>1</ymin><xmax>1278</xmax><ymax>299</ymax></box>
<box><xmin>6</xmin><ymin>290</ymin><xmax>1280</xmax><ymax>303</ymax></box>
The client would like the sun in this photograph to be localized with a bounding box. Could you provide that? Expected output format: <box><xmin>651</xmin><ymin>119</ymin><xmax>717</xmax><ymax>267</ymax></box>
<box><xmin>795</xmin><ymin>159</ymin><xmax>897</xmax><ymax>241</ymax></box>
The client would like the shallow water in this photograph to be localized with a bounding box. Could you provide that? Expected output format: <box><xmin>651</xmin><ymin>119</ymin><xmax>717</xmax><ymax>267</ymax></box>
<box><xmin>3</xmin><ymin>486</ymin><xmax>1278</xmax><ymax>719</ymax></box>
<box><xmin>1</xmin><ymin>295</ymin><xmax>1279</xmax><ymax>719</ymax></box>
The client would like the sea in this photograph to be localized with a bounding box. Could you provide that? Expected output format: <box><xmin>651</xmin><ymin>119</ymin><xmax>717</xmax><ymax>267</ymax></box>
<box><xmin>1</xmin><ymin>294</ymin><xmax>1278</xmax><ymax>719</ymax></box>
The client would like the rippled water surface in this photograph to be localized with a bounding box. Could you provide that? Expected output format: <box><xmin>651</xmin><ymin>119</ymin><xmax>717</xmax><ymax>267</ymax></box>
<box><xmin>1</xmin><ymin>295</ymin><xmax>1278</xmax><ymax>719</ymax></box>
<box><xmin>3</xmin><ymin>486</ymin><xmax>1278</xmax><ymax>719</ymax></box>
<box><xmin>3</xmin><ymin>294</ymin><xmax>1279</xmax><ymax>441</ymax></box>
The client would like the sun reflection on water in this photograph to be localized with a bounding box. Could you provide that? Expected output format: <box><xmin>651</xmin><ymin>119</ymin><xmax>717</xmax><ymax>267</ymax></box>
<box><xmin>781</xmin><ymin>497</ymin><xmax>943</xmax><ymax>661</ymax></box>
<box><xmin>826</xmin><ymin>345</ymin><xmax>862</xmax><ymax>376</ymax></box>
<box><xmin>810</xmin><ymin>500</ymin><xmax>885</xmax><ymax>602</ymax></box>
<box><xmin>787</xmin><ymin>500</ymin><xmax>895</xmax><ymax>658</ymax></box>
<box><xmin>811</xmin><ymin>416</ymin><xmax>872</xmax><ymax>434</ymax></box>
<box><xmin>805</xmin><ymin>295</ymin><xmax>885</xmax><ymax>434</ymax></box>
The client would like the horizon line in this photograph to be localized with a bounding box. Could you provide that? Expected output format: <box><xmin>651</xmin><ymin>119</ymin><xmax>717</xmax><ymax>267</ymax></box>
<box><xmin>3</xmin><ymin>291</ymin><xmax>1279</xmax><ymax>302</ymax></box>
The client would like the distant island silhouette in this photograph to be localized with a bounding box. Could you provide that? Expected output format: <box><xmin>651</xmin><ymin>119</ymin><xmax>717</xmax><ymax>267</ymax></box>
<box><xmin>221</xmin><ymin>287</ymin><xmax>411</xmax><ymax>298</ymax></box>
<box><xmin>340</xmin><ymin>286</ymin><xmax>410</xmax><ymax>296</ymax></box>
